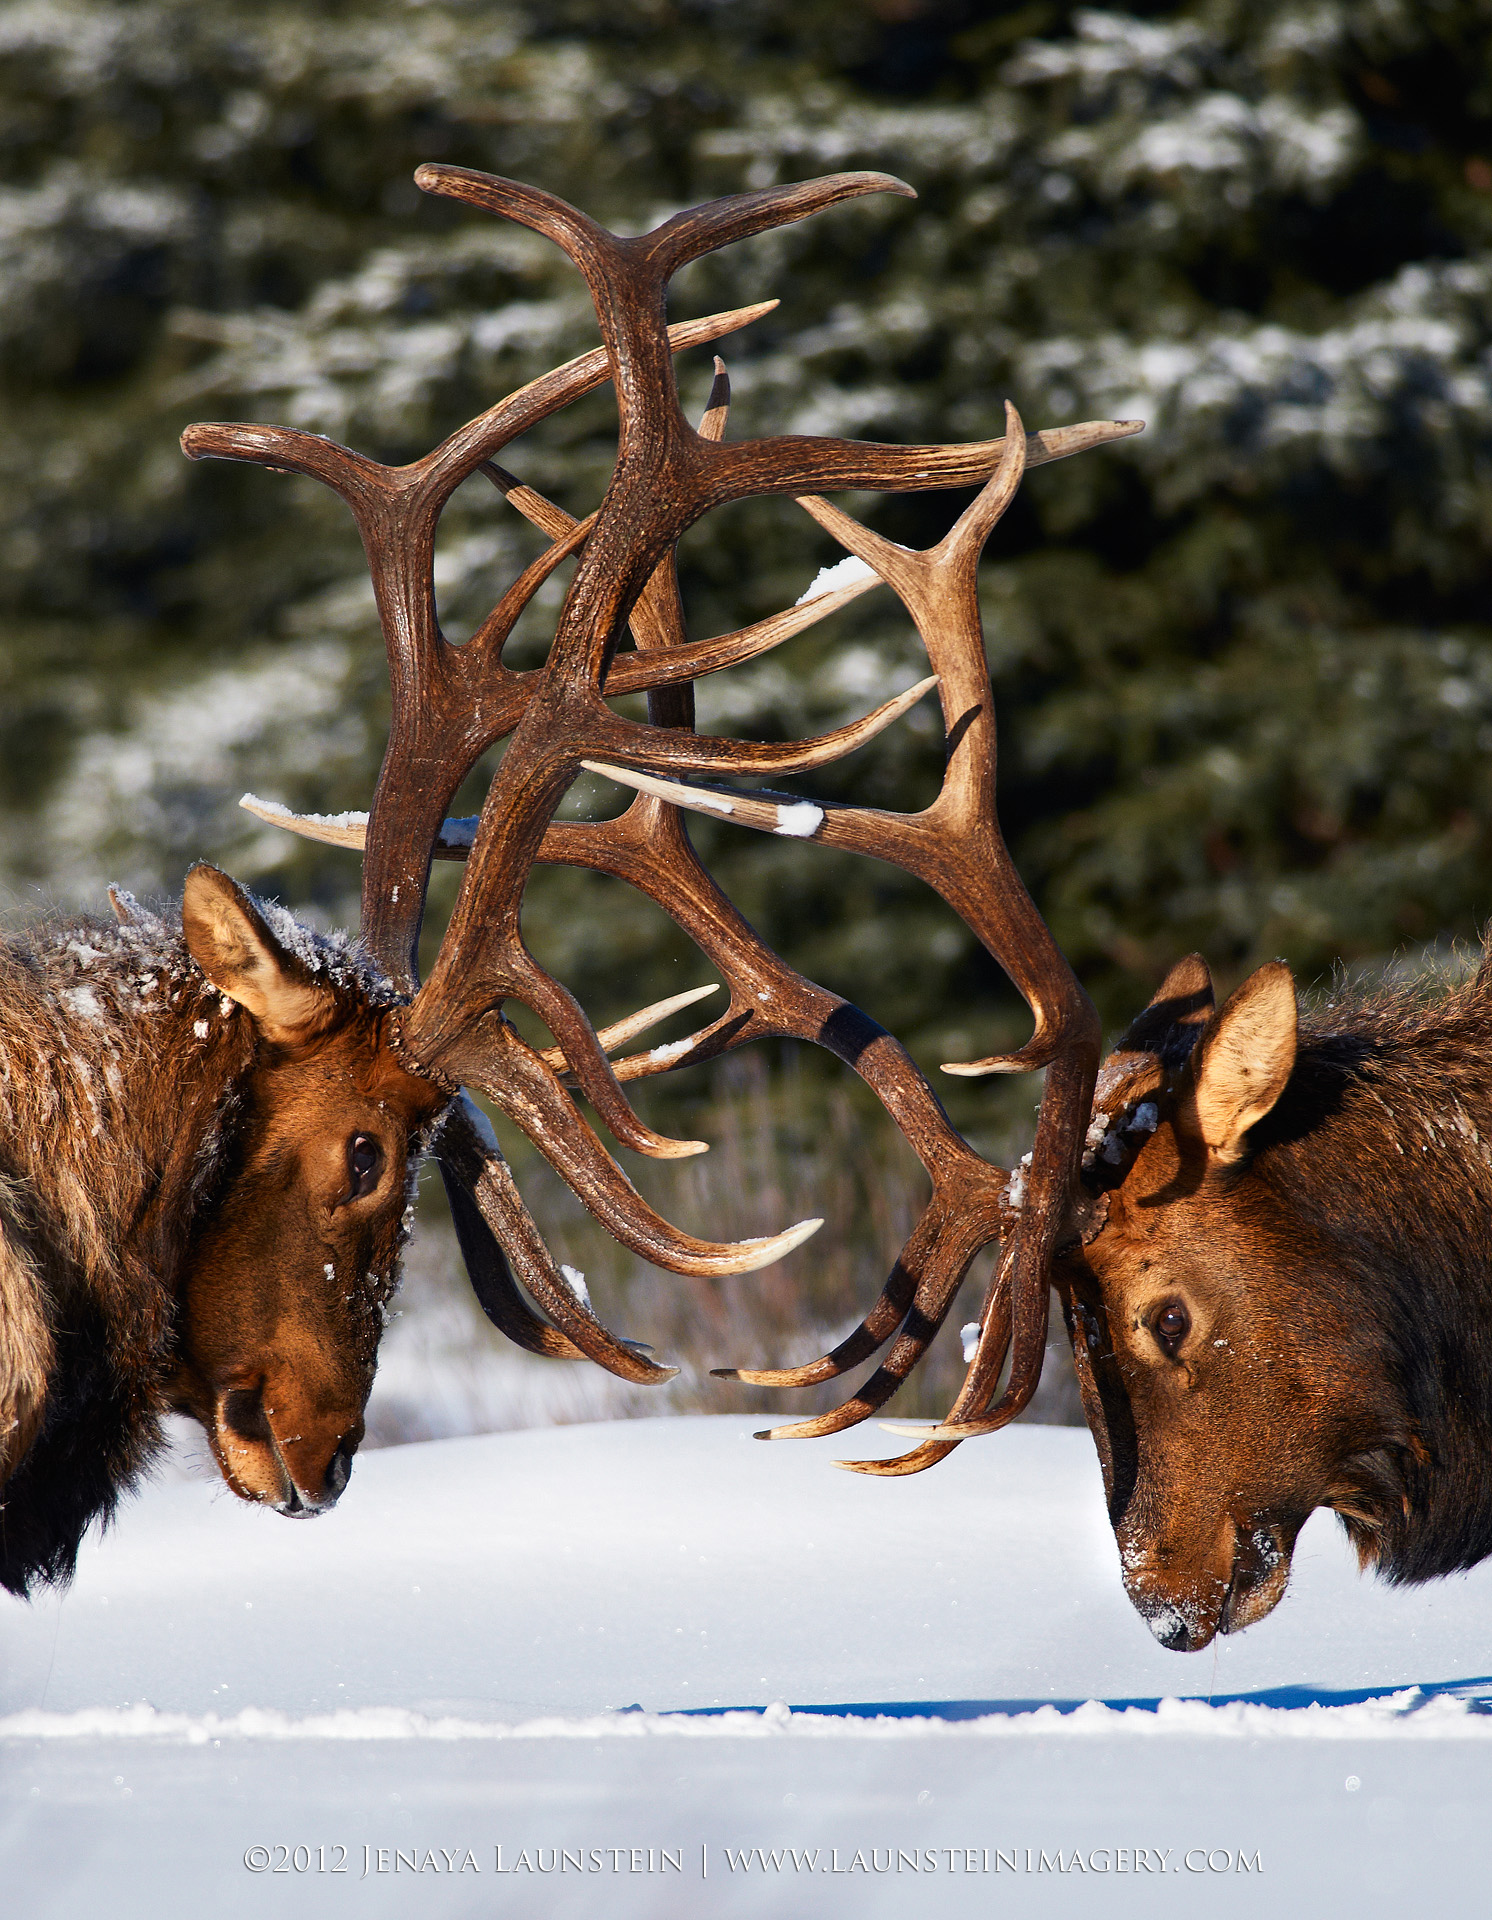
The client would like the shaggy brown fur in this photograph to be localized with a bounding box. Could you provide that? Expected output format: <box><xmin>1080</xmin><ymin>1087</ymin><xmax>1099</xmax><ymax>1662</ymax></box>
<box><xmin>0</xmin><ymin>901</ymin><xmax>253</xmax><ymax>1590</ymax></box>
<box><xmin>0</xmin><ymin>886</ymin><xmax>442</xmax><ymax>1595</ymax></box>
<box><xmin>1249</xmin><ymin>963</ymin><xmax>1492</xmax><ymax>1584</ymax></box>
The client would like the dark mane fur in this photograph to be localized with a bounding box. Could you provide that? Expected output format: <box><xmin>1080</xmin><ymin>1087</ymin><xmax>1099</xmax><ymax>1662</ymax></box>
<box><xmin>1247</xmin><ymin>954</ymin><xmax>1492</xmax><ymax>1584</ymax></box>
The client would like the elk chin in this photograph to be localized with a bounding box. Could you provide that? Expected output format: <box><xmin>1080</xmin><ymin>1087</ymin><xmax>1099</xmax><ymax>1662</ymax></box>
<box><xmin>1121</xmin><ymin>1567</ymin><xmax>1229</xmax><ymax>1653</ymax></box>
<box><xmin>1219</xmin><ymin>1522</ymin><xmax>1293</xmax><ymax>1636</ymax></box>
<box><xmin>1119</xmin><ymin>1516</ymin><xmax>1237</xmax><ymax>1653</ymax></box>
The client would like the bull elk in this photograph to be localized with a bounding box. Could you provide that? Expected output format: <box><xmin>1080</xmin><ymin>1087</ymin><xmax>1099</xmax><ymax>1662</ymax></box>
<box><xmin>0</xmin><ymin>877</ymin><xmax>446</xmax><ymax>1592</ymax></box>
<box><xmin>1</xmin><ymin>164</ymin><xmax>1139</xmax><ymax>1595</ymax></box>
<box><xmin>610</xmin><ymin>760</ymin><xmax>1492</xmax><ymax>1647</ymax></box>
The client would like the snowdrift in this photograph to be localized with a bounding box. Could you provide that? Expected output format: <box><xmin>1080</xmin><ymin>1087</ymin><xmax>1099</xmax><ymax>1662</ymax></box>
<box><xmin>2</xmin><ymin>1417</ymin><xmax>1489</xmax><ymax>1915</ymax></box>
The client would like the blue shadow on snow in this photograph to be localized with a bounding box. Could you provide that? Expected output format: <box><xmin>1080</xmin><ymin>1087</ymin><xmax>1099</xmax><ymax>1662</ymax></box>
<box><xmin>674</xmin><ymin>1674</ymin><xmax>1492</xmax><ymax>1722</ymax></box>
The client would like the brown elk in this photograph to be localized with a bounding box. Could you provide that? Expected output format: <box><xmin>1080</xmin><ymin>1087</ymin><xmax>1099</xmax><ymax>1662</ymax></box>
<box><xmin>3</xmin><ymin>164</ymin><xmax>1138</xmax><ymax>1596</ymax></box>
<box><xmin>0</xmin><ymin>871</ymin><xmax>445</xmax><ymax>1592</ymax></box>
<box><xmin>614</xmin><ymin>736</ymin><xmax>1492</xmax><ymax>1650</ymax></box>
<box><xmin>622</xmin><ymin>674</ymin><xmax>1492</xmax><ymax>1650</ymax></box>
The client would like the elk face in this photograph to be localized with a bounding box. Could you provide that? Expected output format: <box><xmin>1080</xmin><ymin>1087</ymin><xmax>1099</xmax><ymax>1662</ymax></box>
<box><xmin>166</xmin><ymin>867</ymin><xmax>446</xmax><ymax>1516</ymax></box>
<box><xmin>1058</xmin><ymin>957</ymin><xmax>1382</xmax><ymax>1650</ymax></box>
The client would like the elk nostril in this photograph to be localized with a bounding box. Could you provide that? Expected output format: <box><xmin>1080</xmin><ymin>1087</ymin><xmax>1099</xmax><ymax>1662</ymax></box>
<box><xmin>1142</xmin><ymin>1603</ymin><xmax>1194</xmax><ymax>1652</ymax></box>
<box><xmin>324</xmin><ymin>1442</ymin><xmax>354</xmax><ymax>1501</ymax></box>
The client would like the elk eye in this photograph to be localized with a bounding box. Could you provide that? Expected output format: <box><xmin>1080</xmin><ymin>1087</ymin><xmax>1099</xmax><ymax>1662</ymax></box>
<box><xmin>1154</xmin><ymin>1302</ymin><xmax>1190</xmax><ymax>1356</ymax></box>
<box><xmin>346</xmin><ymin>1133</ymin><xmax>383</xmax><ymax>1200</ymax></box>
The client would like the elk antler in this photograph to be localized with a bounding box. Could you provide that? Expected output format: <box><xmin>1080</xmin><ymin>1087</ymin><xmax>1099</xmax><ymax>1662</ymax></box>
<box><xmin>576</xmin><ymin>403</ymin><xmax>1108</xmax><ymax>1469</ymax></box>
<box><xmin>188</xmin><ymin>168</ymin><xmax>1135</xmax><ymax>1443</ymax></box>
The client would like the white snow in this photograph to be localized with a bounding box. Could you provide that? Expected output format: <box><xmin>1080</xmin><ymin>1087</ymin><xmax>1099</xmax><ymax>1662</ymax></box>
<box><xmin>240</xmin><ymin>792</ymin><xmax>370</xmax><ymax>833</ymax></box>
<box><xmin>558</xmin><ymin>1264</ymin><xmax>592</xmax><ymax>1310</ymax></box>
<box><xmin>772</xmin><ymin>800</ymin><xmax>825</xmax><ymax>838</ymax></box>
<box><xmin>795</xmin><ymin>556</ymin><xmax>877</xmax><ymax>605</ymax></box>
<box><xmin>4</xmin><ymin>1417</ymin><xmax>1490</xmax><ymax>1912</ymax></box>
<box><xmin>647</xmin><ymin>1037</ymin><xmax>695</xmax><ymax>1065</ymax></box>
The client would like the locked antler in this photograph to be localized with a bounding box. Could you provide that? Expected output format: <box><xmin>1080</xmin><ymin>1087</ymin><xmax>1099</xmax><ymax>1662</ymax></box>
<box><xmin>186</xmin><ymin>167</ymin><xmax>1136</xmax><ymax>1464</ymax></box>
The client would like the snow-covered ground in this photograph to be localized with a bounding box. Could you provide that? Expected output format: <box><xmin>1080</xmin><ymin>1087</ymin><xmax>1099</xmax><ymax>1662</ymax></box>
<box><xmin>2</xmin><ymin>1417</ymin><xmax>1489</xmax><ymax>1916</ymax></box>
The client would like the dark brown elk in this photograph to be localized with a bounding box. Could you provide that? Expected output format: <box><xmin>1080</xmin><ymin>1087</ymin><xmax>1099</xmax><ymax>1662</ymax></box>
<box><xmin>4</xmin><ymin>164</ymin><xmax>1138</xmax><ymax>1596</ymax></box>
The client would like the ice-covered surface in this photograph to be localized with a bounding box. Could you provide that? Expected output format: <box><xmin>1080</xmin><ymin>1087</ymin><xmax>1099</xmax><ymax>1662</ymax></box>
<box><xmin>2</xmin><ymin>1417</ymin><xmax>1489</xmax><ymax>1915</ymax></box>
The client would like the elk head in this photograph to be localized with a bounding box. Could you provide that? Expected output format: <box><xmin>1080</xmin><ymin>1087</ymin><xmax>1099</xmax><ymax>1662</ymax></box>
<box><xmin>166</xmin><ymin>865</ymin><xmax>446</xmax><ymax>1515</ymax></box>
<box><xmin>1052</xmin><ymin>953</ymin><xmax>1423</xmax><ymax>1649</ymax></box>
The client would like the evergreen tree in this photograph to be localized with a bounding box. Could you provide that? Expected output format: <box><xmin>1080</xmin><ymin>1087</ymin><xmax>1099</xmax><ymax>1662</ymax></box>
<box><xmin>3</xmin><ymin>0</ymin><xmax>1490</xmax><ymax>1106</ymax></box>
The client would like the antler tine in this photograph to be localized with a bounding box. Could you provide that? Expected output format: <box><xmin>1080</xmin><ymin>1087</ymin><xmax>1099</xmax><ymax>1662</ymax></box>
<box><xmin>713</xmin><ymin>1204</ymin><xmax>936</xmax><ymax>1389</ymax></box>
<box><xmin>836</xmin><ymin>1051</ymin><xmax>1093</xmax><ymax>1472</ymax></box>
<box><xmin>699</xmin><ymin>356</ymin><xmax>731</xmax><ymax>442</ymax></box>
<box><xmin>460</xmin><ymin>1017</ymin><xmax>822</xmax><ymax>1276</ymax></box>
<box><xmin>439</xmin><ymin>1097</ymin><xmax>676</xmax><ymax>1380</ymax></box>
<box><xmin>494</xmin><ymin>943</ymin><xmax>713</xmax><ymax>1162</ymax></box>
<box><xmin>462</xmin><ymin>512</ymin><xmax>595</xmax><ymax>668</ymax></box>
<box><xmin>416</xmin><ymin>165</ymin><xmax>914</xmax><ymax>316</ymax></box>
<box><xmin>709</xmin><ymin>417</ymin><xmax>1142</xmax><ymax>512</ymax></box>
<box><xmin>604</xmin><ymin>571</ymin><xmax>887</xmax><ymax>696</ymax></box>
<box><xmin>754</xmin><ymin>1214</ymin><xmax>989</xmax><ymax>1441</ymax></box>
<box><xmin>534</xmin><ymin>983</ymin><xmax>721</xmax><ymax>1070</ymax></box>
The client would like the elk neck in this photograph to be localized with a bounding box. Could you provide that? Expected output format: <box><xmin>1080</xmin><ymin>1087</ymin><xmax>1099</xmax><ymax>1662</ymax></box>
<box><xmin>0</xmin><ymin>905</ymin><xmax>259</xmax><ymax>1589</ymax></box>
<box><xmin>1247</xmin><ymin>966</ymin><xmax>1492</xmax><ymax>1584</ymax></box>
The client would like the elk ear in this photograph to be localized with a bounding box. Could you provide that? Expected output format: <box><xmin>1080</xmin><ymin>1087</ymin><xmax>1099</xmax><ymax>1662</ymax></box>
<box><xmin>182</xmin><ymin>865</ymin><xmax>330</xmax><ymax>1046</ymax></box>
<box><xmin>1188</xmin><ymin>961</ymin><xmax>1298</xmax><ymax>1164</ymax></box>
<box><xmin>1114</xmin><ymin>953</ymin><xmax>1215</xmax><ymax>1062</ymax></box>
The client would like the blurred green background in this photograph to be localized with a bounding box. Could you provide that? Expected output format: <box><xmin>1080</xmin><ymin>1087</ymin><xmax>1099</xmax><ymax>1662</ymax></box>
<box><xmin>4</xmin><ymin>0</ymin><xmax>1491</xmax><ymax>1433</ymax></box>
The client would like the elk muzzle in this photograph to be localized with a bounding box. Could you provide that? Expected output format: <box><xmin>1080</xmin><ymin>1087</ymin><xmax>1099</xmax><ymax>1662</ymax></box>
<box><xmin>211</xmin><ymin>1378</ymin><xmax>362</xmax><ymax>1517</ymax></box>
<box><xmin>1120</xmin><ymin>1514</ymin><xmax>1292</xmax><ymax>1651</ymax></box>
